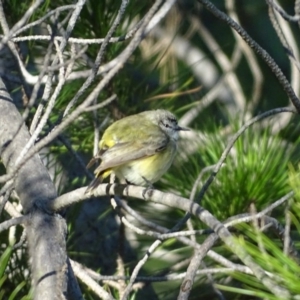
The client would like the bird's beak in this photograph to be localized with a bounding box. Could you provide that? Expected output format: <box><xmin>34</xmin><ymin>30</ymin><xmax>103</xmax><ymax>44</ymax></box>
<box><xmin>177</xmin><ymin>126</ymin><xmax>190</xmax><ymax>131</ymax></box>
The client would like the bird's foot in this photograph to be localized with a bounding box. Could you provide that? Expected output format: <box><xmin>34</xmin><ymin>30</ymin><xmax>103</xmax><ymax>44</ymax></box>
<box><xmin>142</xmin><ymin>177</ymin><xmax>154</xmax><ymax>199</ymax></box>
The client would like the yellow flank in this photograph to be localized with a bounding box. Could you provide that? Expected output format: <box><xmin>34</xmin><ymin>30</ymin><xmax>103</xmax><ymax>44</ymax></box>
<box><xmin>96</xmin><ymin>168</ymin><xmax>112</xmax><ymax>180</ymax></box>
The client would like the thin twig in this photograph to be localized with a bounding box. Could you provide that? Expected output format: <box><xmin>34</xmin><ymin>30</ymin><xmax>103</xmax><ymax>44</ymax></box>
<box><xmin>266</xmin><ymin>0</ymin><xmax>300</xmax><ymax>22</ymax></box>
<box><xmin>71</xmin><ymin>260</ymin><xmax>115</xmax><ymax>300</ymax></box>
<box><xmin>0</xmin><ymin>216</ymin><xmax>27</xmax><ymax>233</ymax></box>
<box><xmin>62</xmin><ymin>0</ymin><xmax>129</xmax><ymax>118</ymax></box>
<box><xmin>198</xmin><ymin>0</ymin><xmax>300</xmax><ymax>112</ymax></box>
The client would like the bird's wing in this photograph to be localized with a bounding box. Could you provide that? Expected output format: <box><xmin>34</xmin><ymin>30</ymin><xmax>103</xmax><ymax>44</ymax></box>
<box><xmin>94</xmin><ymin>134</ymin><xmax>169</xmax><ymax>174</ymax></box>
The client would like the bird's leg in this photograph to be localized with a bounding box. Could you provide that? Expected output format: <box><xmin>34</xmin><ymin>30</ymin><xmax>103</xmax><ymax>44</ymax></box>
<box><xmin>142</xmin><ymin>176</ymin><xmax>154</xmax><ymax>199</ymax></box>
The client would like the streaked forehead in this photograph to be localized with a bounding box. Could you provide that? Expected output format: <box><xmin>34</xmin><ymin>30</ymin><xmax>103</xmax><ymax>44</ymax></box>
<box><xmin>167</xmin><ymin>115</ymin><xmax>177</xmax><ymax>124</ymax></box>
<box><xmin>157</xmin><ymin>110</ymin><xmax>177</xmax><ymax>122</ymax></box>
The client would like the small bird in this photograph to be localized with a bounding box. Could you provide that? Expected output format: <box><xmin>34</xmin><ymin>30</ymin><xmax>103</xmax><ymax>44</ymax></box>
<box><xmin>85</xmin><ymin>109</ymin><xmax>188</xmax><ymax>194</ymax></box>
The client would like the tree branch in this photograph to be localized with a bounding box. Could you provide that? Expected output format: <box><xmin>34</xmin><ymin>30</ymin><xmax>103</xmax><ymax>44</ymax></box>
<box><xmin>0</xmin><ymin>78</ymin><xmax>74</xmax><ymax>300</ymax></box>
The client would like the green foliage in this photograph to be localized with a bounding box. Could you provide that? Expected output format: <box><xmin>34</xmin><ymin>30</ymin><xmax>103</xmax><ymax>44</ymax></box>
<box><xmin>202</xmin><ymin>127</ymin><xmax>292</xmax><ymax>220</ymax></box>
<box><xmin>164</xmin><ymin>121</ymin><xmax>294</xmax><ymax>220</ymax></box>
<box><xmin>0</xmin><ymin>246</ymin><xmax>12</xmax><ymax>279</ymax></box>
<box><xmin>221</xmin><ymin>222</ymin><xmax>300</xmax><ymax>299</ymax></box>
<box><xmin>0</xmin><ymin>246</ymin><xmax>30</xmax><ymax>299</ymax></box>
<box><xmin>8</xmin><ymin>281</ymin><xmax>27</xmax><ymax>300</ymax></box>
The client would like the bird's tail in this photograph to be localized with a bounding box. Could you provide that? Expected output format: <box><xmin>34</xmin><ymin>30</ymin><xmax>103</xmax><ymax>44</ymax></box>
<box><xmin>85</xmin><ymin>169</ymin><xmax>112</xmax><ymax>195</ymax></box>
<box><xmin>85</xmin><ymin>176</ymin><xmax>103</xmax><ymax>195</ymax></box>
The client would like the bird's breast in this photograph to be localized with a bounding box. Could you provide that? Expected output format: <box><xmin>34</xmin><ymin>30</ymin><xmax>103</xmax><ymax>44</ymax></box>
<box><xmin>114</xmin><ymin>142</ymin><xmax>177</xmax><ymax>186</ymax></box>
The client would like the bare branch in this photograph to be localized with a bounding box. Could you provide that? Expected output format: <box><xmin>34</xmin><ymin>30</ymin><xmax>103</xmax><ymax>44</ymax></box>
<box><xmin>71</xmin><ymin>260</ymin><xmax>115</xmax><ymax>300</ymax></box>
<box><xmin>266</xmin><ymin>0</ymin><xmax>300</xmax><ymax>22</ymax></box>
<box><xmin>0</xmin><ymin>78</ymin><xmax>69</xmax><ymax>299</ymax></box>
<box><xmin>198</xmin><ymin>0</ymin><xmax>300</xmax><ymax>112</ymax></box>
<box><xmin>0</xmin><ymin>215</ymin><xmax>27</xmax><ymax>233</ymax></box>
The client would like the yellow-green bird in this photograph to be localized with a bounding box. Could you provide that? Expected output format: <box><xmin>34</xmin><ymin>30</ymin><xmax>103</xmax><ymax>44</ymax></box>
<box><xmin>86</xmin><ymin>109</ymin><xmax>188</xmax><ymax>194</ymax></box>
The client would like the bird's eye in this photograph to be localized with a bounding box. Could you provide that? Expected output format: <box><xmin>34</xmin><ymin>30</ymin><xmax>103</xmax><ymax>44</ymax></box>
<box><xmin>160</xmin><ymin>120</ymin><xmax>170</xmax><ymax>128</ymax></box>
<box><xmin>168</xmin><ymin>117</ymin><xmax>177</xmax><ymax>124</ymax></box>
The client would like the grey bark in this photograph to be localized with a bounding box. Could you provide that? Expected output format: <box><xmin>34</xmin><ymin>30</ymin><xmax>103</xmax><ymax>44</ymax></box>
<box><xmin>0</xmin><ymin>78</ymin><xmax>76</xmax><ymax>299</ymax></box>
